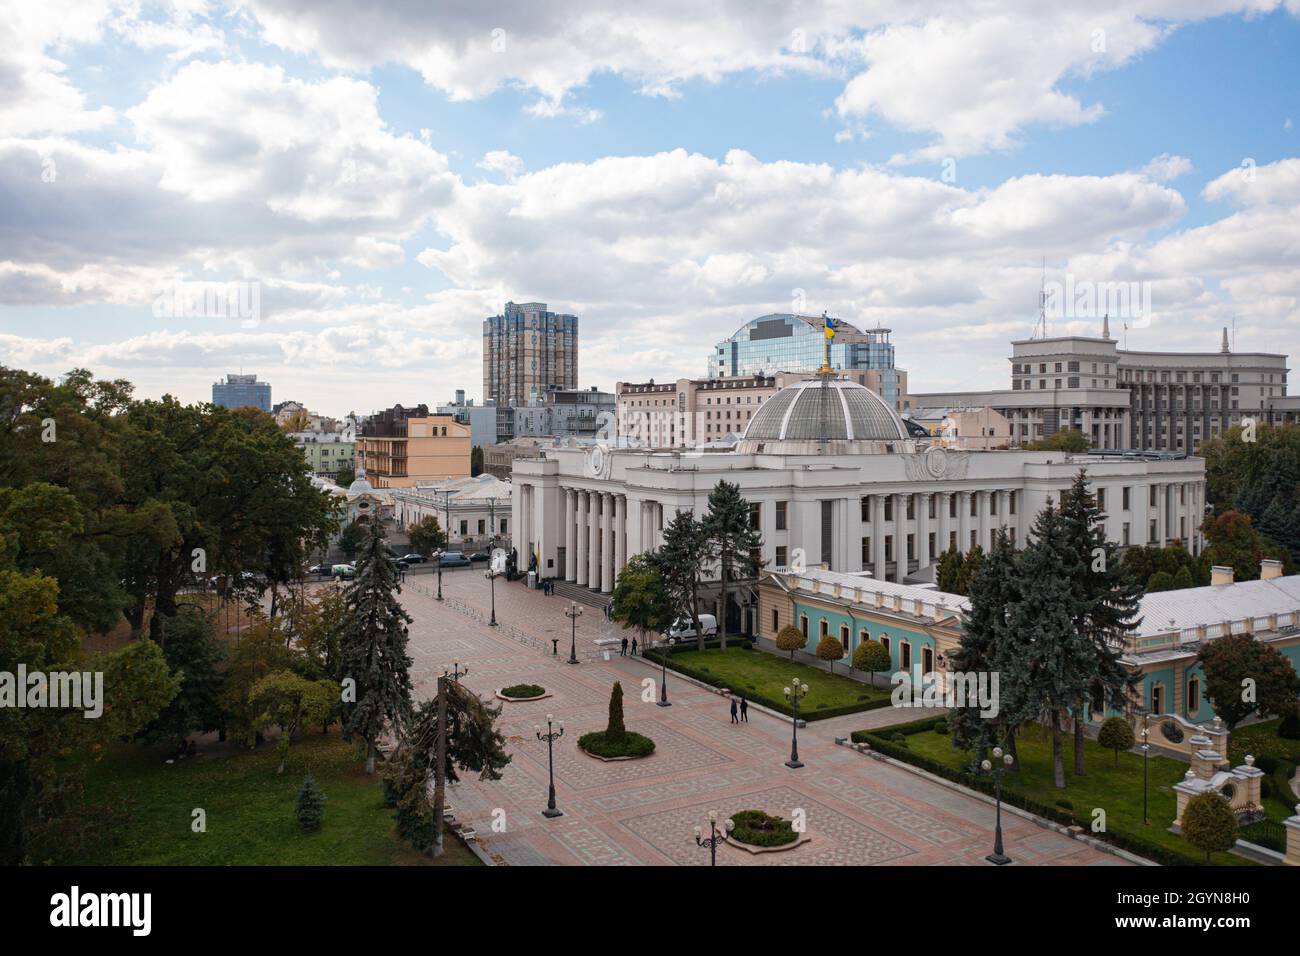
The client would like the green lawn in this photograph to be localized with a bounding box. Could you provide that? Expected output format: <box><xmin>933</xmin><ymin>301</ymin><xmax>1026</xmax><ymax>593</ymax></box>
<box><xmin>657</xmin><ymin>646</ymin><xmax>892</xmax><ymax>718</ymax></box>
<box><xmin>78</xmin><ymin>733</ymin><xmax>482</xmax><ymax>866</ymax></box>
<box><xmin>884</xmin><ymin>721</ymin><xmax>1251</xmax><ymax>865</ymax></box>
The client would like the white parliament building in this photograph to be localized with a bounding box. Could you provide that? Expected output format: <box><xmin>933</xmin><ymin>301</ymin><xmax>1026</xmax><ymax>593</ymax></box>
<box><xmin>510</xmin><ymin>374</ymin><xmax>1206</xmax><ymax>596</ymax></box>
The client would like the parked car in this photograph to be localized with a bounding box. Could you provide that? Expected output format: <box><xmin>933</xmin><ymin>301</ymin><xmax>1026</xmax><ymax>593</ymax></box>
<box><xmin>331</xmin><ymin>563</ymin><xmax>356</xmax><ymax>579</ymax></box>
<box><xmin>307</xmin><ymin>564</ymin><xmax>330</xmax><ymax>576</ymax></box>
<box><xmin>400</xmin><ymin>553</ymin><xmax>427</xmax><ymax>564</ymax></box>
<box><xmin>469</xmin><ymin>551</ymin><xmax>491</xmax><ymax>563</ymax></box>
<box><xmin>665</xmin><ymin>614</ymin><xmax>718</xmax><ymax>643</ymax></box>
<box><xmin>436</xmin><ymin>551</ymin><xmax>471</xmax><ymax>568</ymax></box>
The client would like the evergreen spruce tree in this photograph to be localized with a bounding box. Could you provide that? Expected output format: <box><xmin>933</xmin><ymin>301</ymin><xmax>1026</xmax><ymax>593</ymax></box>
<box><xmin>339</xmin><ymin>521</ymin><xmax>413</xmax><ymax>773</ymax></box>
<box><xmin>653</xmin><ymin>509</ymin><xmax>709</xmax><ymax>650</ymax></box>
<box><xmin>140</xmin><ymin>607</ymin><xmax>227</xmax><ymax>751</ymax></box>
<box><xmin>1059</xmin><ymin>470</ymin><xmax>1142</xmax><ymax>777</ymax></box>
<box><xmin>295</xmin><ymin>774</ymin><xmax>326</xmax><ymax>832</ymax></box>
<box><xmin>936</xmin><ymin>545</ymin><xmax>964</xmax><ymax>594</ymax></box>
<box><xmin>702</xmin><ymin>480</ymin><xmax>763</xmax><ymax>650</ymax></box>
<box><xmin>1010</xmin><ymin>498</ymin><xmax>1095</xmax><ymax>789</ymax></box>
<box><xmin>949</xmin><ymin>529</ymin><xmax>1023</xmax><ymax>762</ymax></box>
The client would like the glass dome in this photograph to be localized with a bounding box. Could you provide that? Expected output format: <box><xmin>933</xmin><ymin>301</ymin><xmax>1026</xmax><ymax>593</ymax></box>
<box><xmin>742</xmin><ymin>377</ymin><xmax>908</xmax><ymax>443</ymax></box>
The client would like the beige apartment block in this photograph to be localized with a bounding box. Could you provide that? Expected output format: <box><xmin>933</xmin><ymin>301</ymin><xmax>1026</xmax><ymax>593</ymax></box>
<box><xmin>357</xmin><ymin>408</ymin><xmax>470</xmax><ymax>488</ymax></box>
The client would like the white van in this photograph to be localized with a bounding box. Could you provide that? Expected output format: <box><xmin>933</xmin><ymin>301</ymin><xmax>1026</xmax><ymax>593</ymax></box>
<box><xmin>665</xmin><ymin>614</ymin><xmax>718</xmax><ymax>643</ymax></box>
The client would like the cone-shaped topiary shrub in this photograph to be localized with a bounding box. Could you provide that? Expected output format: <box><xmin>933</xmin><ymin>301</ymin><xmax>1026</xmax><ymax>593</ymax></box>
<box><xmin>296</xmin><ymin>773</ymin><xmax>326</xmax><ymax>832</ymax></box>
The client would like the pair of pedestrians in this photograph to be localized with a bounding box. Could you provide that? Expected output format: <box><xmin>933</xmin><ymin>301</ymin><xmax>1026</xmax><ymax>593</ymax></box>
<box><xmin>729</xmin><ymin>696</ymin><xmax>749</xmax><ymax>724</ymax></box>
<box><xmin>619</xmin><ymin>636</ymin><xmax>639</xmax><ymax>656</ymax></box>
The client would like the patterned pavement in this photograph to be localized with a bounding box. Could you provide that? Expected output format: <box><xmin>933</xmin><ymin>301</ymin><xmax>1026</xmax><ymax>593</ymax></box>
<box><xmin>375</xmin><ymin>573</ymin><xmax>1130</xmax><ymax>867</ymax></box>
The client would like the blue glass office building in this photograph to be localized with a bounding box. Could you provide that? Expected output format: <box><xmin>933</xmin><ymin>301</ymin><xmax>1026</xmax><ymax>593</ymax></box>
<box><xmin>711</xmin><ymin>314</ymin><xmax>901</xmax><ymax>407</ymax></box>
<box><xmin>212</xmin><ymin>373</ymin><xmax>272</xmax><ymax>412</ymax></box>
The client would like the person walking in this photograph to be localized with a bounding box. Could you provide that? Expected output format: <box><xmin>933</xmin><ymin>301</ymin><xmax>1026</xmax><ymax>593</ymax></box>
<box><xmin>739</xmin><ymin>697</ymin><xmax>749</xmax><ymax>722</ymax></box>
<box><xmin>620</xmin><ymin>636</ymin><xmax>628</xmax><ymax>656</ymax></box>
<box><xmin>630</xmin><ymin>636</ymin><xmax>638</xmax><ymax>656</ymax></box>
<box><xmin>730</xmin><ymin>697</ymin><xmax>739</xmax><ymax>724</ymax></box>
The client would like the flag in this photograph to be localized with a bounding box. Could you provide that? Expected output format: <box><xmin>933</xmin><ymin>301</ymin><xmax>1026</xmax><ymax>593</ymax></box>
<box><xmin>824</xmin><ymin>315</ymin><xmax>835</xmax><ymax>340</ymax></box>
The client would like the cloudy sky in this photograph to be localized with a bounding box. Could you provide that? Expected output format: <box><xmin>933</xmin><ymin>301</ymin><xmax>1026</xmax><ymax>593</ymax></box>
<box><xmin>1</xmin><ymin>1</ymin><xmax>1298</xmax><ymax>415</ymax></box>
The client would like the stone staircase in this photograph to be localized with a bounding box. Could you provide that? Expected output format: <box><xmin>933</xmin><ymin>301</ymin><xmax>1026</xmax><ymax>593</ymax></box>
<box><xmin>549</xmin><ymin>578</ymin><xmax>613</xmax><ymax>611</ymax></box>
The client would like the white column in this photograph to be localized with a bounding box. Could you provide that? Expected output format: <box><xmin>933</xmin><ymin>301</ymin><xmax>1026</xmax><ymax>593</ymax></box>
<box><xmin>917</xmin><ymin>492</ymin><xmax>931</xmax><ymax>574</ymax></box>
<box><xmin>1155</xmin><ymin>483</ymin><xmax>1166</xmax><ymax>545</ymax></box>
<box><xmin>588</xmin><ymin>491</ymin><xmax>601</xmax><ymax>588</ymax></box>
<box><xmin>937</xmin><ymin>492</ymin><xmax>951</xmax><ymax>555</ymax></box>
<box><xmin>614</xmin><ymin>494</ymin><xmax>626</xmax><ymax>581</ymax></box>
<box><xmin>958</xmin><ymin>491</ymin><xmax>971</xmax><ymax>554</ymax></box>
<box><xmin>564</xmin><ymin>488</ymin><xmax>577</xmax><ymax>581</ymax></box>
<box><xmin>893</xmin><ymin>493</ymin><xmax>908</xmax><ymax>582</ymax></box>
<box><xmin>996</xmin><ymin>490</ymin><xmax>1011</xmax><ymax>531</ymax></box>
<box><xmin>601</xmin><ymin>492</ymin><xmax>615</xmax><ymax>593</ymax></box>
<box><xmin>847</xmin><ymin>494</ymin><xmax>864</xmax><ymax>572</ymax></box>
<box><xmin>872</xmin><ymin>494</ymin><xmax>886</xmax><ymax>580</ymax></box>
<box><xmin>576</xmin><ymin>491</ymin><xmax>589</xmax><ymax>586</ymax></box>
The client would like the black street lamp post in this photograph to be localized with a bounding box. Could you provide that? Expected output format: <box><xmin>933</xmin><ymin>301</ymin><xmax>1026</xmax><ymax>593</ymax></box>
<box><xmin>564</xmin><ymin>602</ymin><xmax>582</xmax><ymax>664</ymax></box>
<box><xmin>1141</xmin><ymin>713</ymin><xmax>1151</xmax><ymax>826</ymax></box>
<box><xmin>694</xmin><ymin>811</ymin><xmax>735</xmax><ymax>866</ymax></box>
<box><xmin>445</xmin><ymin>661</ymin><xmax>467</xmax><ymax>683</ymax></box>
<box><xmin>535</xmin><ymin>714</ymin><xmax>565</xmax><ymax>818</ymax></box>
<box><xmin>434</xmin><ymin>553</ymin><xmax>444</xmax><ymax>601</ymax></box>
<box><xmin>783</xmin><ymin>680</ymin><xmax>809</xmax><ymax>768</ymax></box>
<box><xmin>656</xmin><ymin>635</ymin><xmax>671</xmax><ymax>707</ymax></box>
<box><xmin>979</xmin><ymin>745</ymin><xmax>1015</xmax><ymax>865</ymax></box>
<box><xmin>486</xmin><ymin>564</ymin><xmax>498</xmax><ymax>626</ymax></box>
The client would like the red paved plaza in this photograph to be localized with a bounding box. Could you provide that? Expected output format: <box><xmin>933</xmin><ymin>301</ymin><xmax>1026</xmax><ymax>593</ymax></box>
<box><xmin>389</xmin><ymin>571</ymin><xmax>1130</xmax><ymax>867</ymax></box>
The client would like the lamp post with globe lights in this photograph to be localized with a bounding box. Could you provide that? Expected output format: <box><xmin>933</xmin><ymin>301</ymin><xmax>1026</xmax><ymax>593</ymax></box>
<box><xmin>1141</xmin><ymin>712</ymin><xmax>1151</xmax><ymax>826</ymax></box>
<box><xmin>444</xmin><ymin>661</ymin><xmax>467</xmax><ymax>684</ymax></box>
<box><xmin>694</xmin><ymin>811</ymin><xmax>735</xmax><ymax>866</ymax></box>
<box><xmin>564</xmin><ymin>602</ymin><xmax>582</xmax><ymax>664</ymax></box>
<box><xmin>535</xmin><ymin>714</ymin><xmax>565</xmax><ymax>818</ymax></box>
<box><xmin>979</xmin><ymin>745</ymin><xmax>1015</xmax><ymax>865</ymax></box>
<box><xmin>783</xmin><ymin>680</ymin><xmax>809</xmax><ymax>768</ymax></box>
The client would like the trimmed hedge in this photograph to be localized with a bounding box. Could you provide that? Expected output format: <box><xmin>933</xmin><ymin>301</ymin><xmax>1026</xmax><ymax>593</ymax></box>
<box><xmin>729</xmin><ymin>809</ymin><xmax>799</xmax><ymax>848</ymax></box>
<box><xmin>850</xmin><ymin>716</ymin><xmax>1229</xmax><ymax>867</ymax></box>
<box><xmin>500</xmin><ymin>683</ymin><xmax>545</xmax><ymax>699</ymax></box>
<box><xmin>644</xmin><ymin>646</ymin><xmax>891</xmax><ymax>721</ymax></box>
<box><xmin>578</xmin><ymin>730</ymin><xmax>655</xmax><ymax>759</ymax></box>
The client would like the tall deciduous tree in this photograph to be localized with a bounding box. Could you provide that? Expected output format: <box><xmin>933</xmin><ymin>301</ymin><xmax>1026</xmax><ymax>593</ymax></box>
<box><xmin>702</xmin><ymin>480</ymin><xmax>762</xmax><ymax>650</ymax></box>
<box><xmin>610</xmin><ymin>553</ymin><xmax>675</xmax><ymax>647</ymax></box>
<box><xmin>653</xmin><ymin>509</ymin><xmax>709</xmax><ymax>650</ymax></box>
<box><xmin>339</xmin><ymin>522</ymin><xmax>413</xmax><ymax>773</ymax></box>
<box><xmin>406</xmin><ymin>515</ymin><xmax>446</xmax><ymax>558</ymax></box>
<box><xmin>1197</xmin><ymin>633</ymin><xmax>1300</xmax><ymax>729</ymax></box>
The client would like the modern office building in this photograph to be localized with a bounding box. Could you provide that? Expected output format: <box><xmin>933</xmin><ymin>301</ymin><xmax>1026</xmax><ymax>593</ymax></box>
<box><xmin>513</xmin><ymin>373</ymin><xmax>1205</xmax><ymax>596</ymax></box>
<box><xmin>909</xmin><ymin>321</ymin><xmax>1295</xmax><ymax>452</ymax></box>
<box><xmin>212</xmin><ymin>373</ymin><xmax>271</xmax><ymax>412</ymax></box>
<box><xmin>710</xmin><ymin>313</ymin><xmax>906</xmax><ymax>411</ymax></box>
<box><xmin>482</xmin><ymin>301</ymin><xmax>579</xmax><ymax>409</ymax></box>
<box><xmin>355</xmin><ymin>404</ymin><xmax>471</xmax><ymax>489</ymax></box>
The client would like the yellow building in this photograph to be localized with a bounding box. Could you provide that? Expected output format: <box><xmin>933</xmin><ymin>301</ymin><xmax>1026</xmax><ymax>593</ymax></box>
<box><xmin>356</xmin><ymin>404</ymin><xmax>470</xmax><ymax>489</ymax></box>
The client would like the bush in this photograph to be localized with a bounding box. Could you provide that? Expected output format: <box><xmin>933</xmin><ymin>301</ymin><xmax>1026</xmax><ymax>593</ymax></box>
<box><xmin>1280</xmin><ymin>711</ymin><xmax>1300</xmax><ymax>741</ymax></box>
<box><xmin>1181</xmin><ymin>792</ymin><xmax>1239</xmax><ymax>863</ymax></box>
<box><xmin>500</xmin><ymin>683</ymin><xmax>545</xmax><ymax>699</ymax></box>
<box><xmin>933</xmin><ymin>719</ymin><xmax>949</xmax><ymax>735</ymax></box>
<box><xmin>296</xmin><ymin>774</ymin><xmax>326</xmax><ymax>832</ymax></box>
<box><xmin>891</xmin><ymin>732</ymin><xmax>908</xmax><ymax>748</ymax></box>
<box><xmin>578</xmin><ymin>730</ymin><xmax>655</xmax><ymax>759</ymax></box>
<box><xmin>728</xmin><ymin>809</ymin><xmax>798</xmax><ymax>848</ymax></box>
<box><xmin>1097</xmin><ymin>716</ymin><xmax>1136</xmax><ymax>765</ymax></box>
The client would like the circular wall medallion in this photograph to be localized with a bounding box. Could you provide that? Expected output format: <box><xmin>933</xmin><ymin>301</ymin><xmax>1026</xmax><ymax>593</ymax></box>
<box><xmin>588</xmin><ymin>444</ymin><xmax>605</xmax><ymax>478</ymax></box>
<box><xmin>924</xmin><ymin>445</ymin><xmax>950</xmax><ymax>479</ymax></box>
